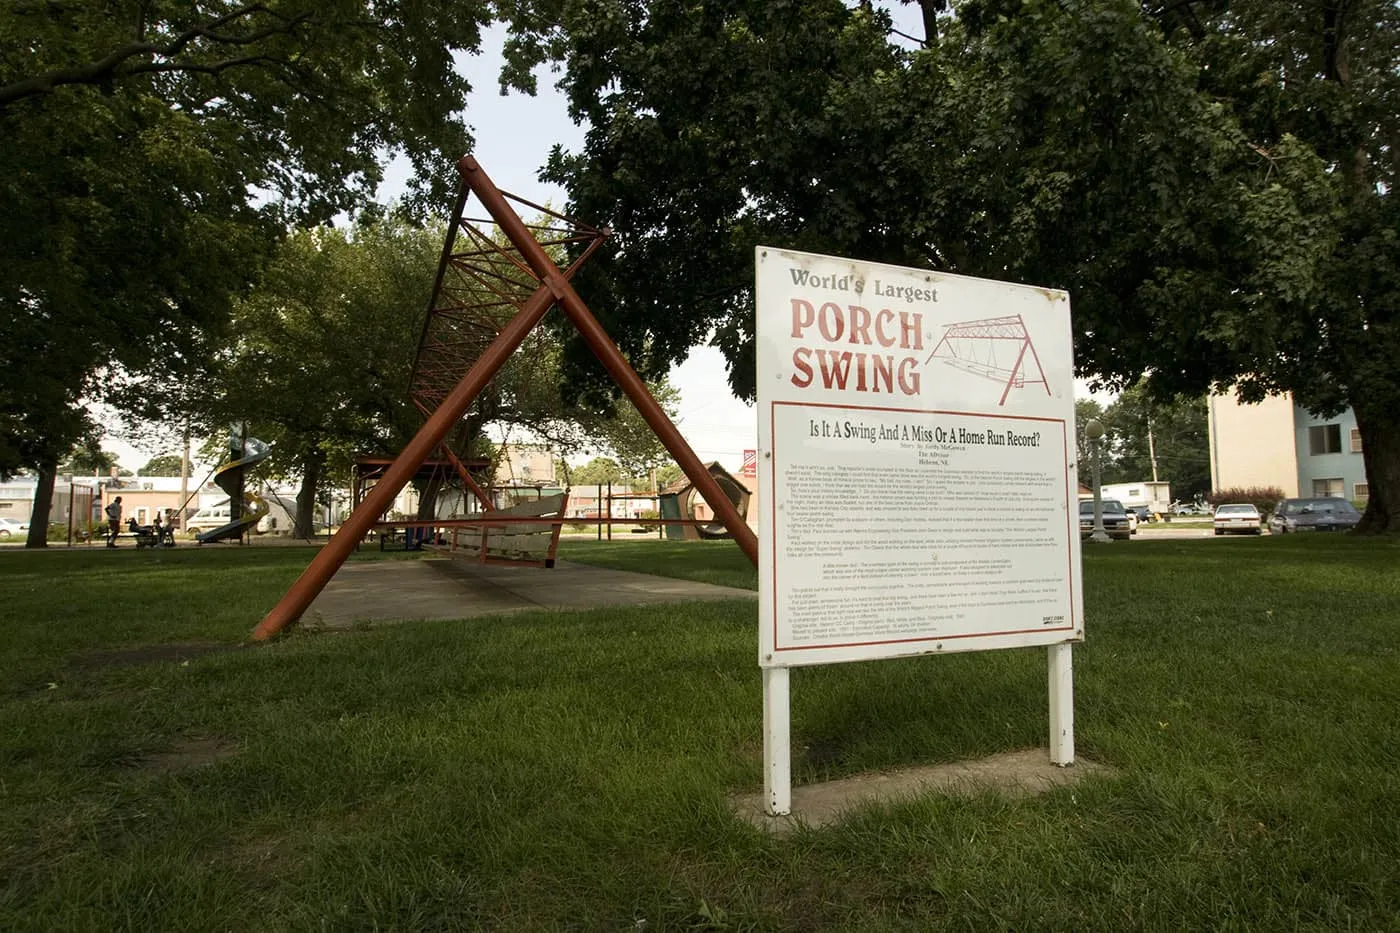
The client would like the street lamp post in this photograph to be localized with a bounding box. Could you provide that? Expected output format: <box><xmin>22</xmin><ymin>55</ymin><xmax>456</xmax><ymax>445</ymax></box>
<box><xmin>1086</xmin><ymin>419</ymin><xmax>1111</xmax><ymax>544</ymax></box>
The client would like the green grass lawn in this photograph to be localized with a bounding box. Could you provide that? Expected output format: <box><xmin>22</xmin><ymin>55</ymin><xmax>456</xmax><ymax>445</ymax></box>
<box><xmin>2</xmin><ymin>535</ymin><xmax>1398</xmax><ymax>931</ymax></box>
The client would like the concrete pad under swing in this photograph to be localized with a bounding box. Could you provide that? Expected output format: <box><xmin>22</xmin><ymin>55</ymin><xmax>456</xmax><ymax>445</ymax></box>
<box><xmin>729</xmin><ymin>748</ymin><xmax>1111</xmax><ymax>834</ymax></box>
<box><xmin>301</xmin><ymin>557</ymin><xmax>756</xmax><ymax>629</ymax></box>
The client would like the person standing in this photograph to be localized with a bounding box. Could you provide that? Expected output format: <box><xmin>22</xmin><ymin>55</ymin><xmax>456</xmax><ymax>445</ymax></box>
<box><xmin>104</xmin><ymin>496</ymin><xmax>123</xmax><ymax>548</ymax></box>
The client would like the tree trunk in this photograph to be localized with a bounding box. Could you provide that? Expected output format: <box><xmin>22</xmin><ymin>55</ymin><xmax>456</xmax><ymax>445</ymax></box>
<box><xmin>1352</xmin><ymin>402</ymin><xmax>1398</xmax><ymax>535</ymax></box>
<box><xmin>918</xmin><ymin>0</ymin><xmax>943</xmax><ymax>46</ymax></box>
<box><xmin>294</xmin><ymin>449</ymin><xmax>323</xmax><ymax>539</ymax></box>
<box><xmin>414</xmin><ymin>473</ymin><xmax>443</xmax><ymax>521</ymax></box>
<box><xmin>25</xmin><ymin>461</ymin><xmax>56</xmax><ymax>548</ymax></box>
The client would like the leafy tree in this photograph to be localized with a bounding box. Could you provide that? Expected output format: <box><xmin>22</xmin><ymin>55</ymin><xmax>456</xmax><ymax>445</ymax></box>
<box><xmin>167</xmin><ymin>215</ymin><xmax>685</xmax><ymax>533</ymax></box>
<box><xmin>170</xmin><ymin>217</ymin><xmax>442</xmax><ymax>535</ymax></box>
<box><xmin>57</xmin><ymin>441</ymin><xmax>119</xmax><ymax>478</ymax></box>
<box><xmin>2</xmin><ymin>1</ymin><xmax>493</xmax><ymax>543</ymax></box>
<box><xmin>138</xmin><ymin>455</ymin><xmax>187</xmax><ymax>477</ymax></box>
<box><xmin>509</xmin><ymin>0</ymin><xmax>1398</xmax><ymax>532</ymax></box>
<box><xmin>588</xmin><ymin>382</ymin><xmax>682</xmax><ymax>481</ymax></box>
<box><xmin>1099</xmin><ymin>385</ymin><xmax>1210</xmax><ymax>500</ymax></box>
<box><xmin>654</xmin><ymin>463</ymin><xmax>685</xmax><ymax>490</ymax></box>
<box><xmin>1073</xmin><ymin>399</ymin><xmax>1106</xmax><ymax>481</ymax></box>
<box><xmin>569</xmin><ymin>457</ymin><xmax>627</xmax><ymax>487</ymax></box>
<box><xmin>1138</xmin><ymin>0</ymin><xmax>1400</xmax><ymax>531</ymax></box>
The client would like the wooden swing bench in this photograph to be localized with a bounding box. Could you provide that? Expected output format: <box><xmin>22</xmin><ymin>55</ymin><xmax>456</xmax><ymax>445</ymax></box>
<box><xmin>435</xmin><ymin>492</ymin><xmax>569</xmax><ymax>568</ymax></box>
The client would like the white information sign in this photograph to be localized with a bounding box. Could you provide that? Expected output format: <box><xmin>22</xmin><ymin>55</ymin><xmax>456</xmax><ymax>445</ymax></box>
<box><xmin>756</xmin><ymin>247</ymin><xmax>1083</xmax><ymax>669</ymax></box>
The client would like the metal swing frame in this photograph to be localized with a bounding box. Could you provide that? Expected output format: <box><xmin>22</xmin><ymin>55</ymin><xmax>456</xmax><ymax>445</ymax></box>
<box><xmin>252</xmin><ymin>157</ymin><xmax>757</xmax><ymax>641</ymax></box>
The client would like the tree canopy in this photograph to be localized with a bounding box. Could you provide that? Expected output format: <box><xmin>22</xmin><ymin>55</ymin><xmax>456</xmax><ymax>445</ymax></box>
<box><xmin>138</xmin><ymin>455</ymin><xmax>187</xmax><ymax>477</ymax></box>
<box><xmin>150</xmin><ymin>214</ymin><xmax>686</xmax><ymax>532</ymax></box>
<box><xmin>0</xmin><ymin>0</ymin><xmax>491</xmax><ymax>489</ymax></box>
<box><xmin>506</xmin><ymin>0</ymin><xmax>1398</xmax><ymax>531</ymax></box>
<box><xmin>1078</xmin><ymin>388</ymin><xmax>1210</xmax><ymax>499</ymax></box>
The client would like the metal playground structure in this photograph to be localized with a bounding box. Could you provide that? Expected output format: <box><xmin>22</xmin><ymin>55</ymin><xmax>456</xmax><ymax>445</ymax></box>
<box><xmin>252</xmin><ymin>157</ymin><xmax>758</xmax><ymax>641</ymax></box>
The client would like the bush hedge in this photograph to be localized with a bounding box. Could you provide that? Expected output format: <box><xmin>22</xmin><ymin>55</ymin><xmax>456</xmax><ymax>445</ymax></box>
<box><xmin>1206</xmin><ymin>486</ymin><xmax>1287</xmax><ymax>518</ymax></box>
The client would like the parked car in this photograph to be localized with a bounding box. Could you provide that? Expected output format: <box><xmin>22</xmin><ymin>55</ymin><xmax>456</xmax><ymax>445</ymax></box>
<box><xmin>1213</xmin><ymin>503</ymin><xmax>1262</xmax><ymax>535</ymax></box>
<box><xmin>1079</xmin><ymin>498</ymin><xmax>1132</xmax><ymax>541</ymax></box>
<box><xmin>0</xmin><ymin>517</ymin><xmax>30</xmax><ymax>538</ymax></box>
<box><xmin>1267</xmin><ymin>497</ymin><xmax>1363</xmax><ymax>534</ymax></box>
<box><xmin>185</xmin><ymin>504</ymin><xmax>232</xmax><ymax>536</ymax></box>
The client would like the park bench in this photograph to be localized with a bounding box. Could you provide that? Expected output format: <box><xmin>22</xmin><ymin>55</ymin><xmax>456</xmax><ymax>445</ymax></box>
<box><xmin>443</xmin><ymin>492</ymin><xmax>568</xmax><ymax>568</ymax></box>
<box><xmin>377</xmin><ymin>525</ymin><xmax>440</xmax><ymax>551</ymax></box>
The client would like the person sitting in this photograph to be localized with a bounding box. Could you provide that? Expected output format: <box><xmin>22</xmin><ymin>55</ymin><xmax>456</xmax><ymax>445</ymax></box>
<box><xmin>158</xmin><ymin>510</ymin><xmax>177</xmax><ymax>546</ymax></box>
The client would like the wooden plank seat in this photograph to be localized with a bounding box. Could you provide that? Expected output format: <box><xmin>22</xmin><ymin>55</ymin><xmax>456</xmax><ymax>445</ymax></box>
<box><xmin>445</xmin><ymin>492</ymin><xmax>568</xmax><ymax>568</ymax></box>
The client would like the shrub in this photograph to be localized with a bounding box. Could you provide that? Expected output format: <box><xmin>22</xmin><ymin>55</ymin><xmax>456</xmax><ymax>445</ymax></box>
<box><xmin>1207</xmin><ymin>486</ymin><xmax>1287</xmax><ymax>519</ymax></box>
<box><xmin>46</xmin><ymin>521</ymin><xmax>102</xmax><ymax>543</ymax></box>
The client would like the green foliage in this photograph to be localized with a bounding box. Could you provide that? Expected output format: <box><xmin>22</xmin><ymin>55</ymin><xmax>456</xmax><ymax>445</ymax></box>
<box><xmin>1207</xmin><ymin>486</ymin><xmax>1288</xmax><ymax>519</ymax></box>
<box><xmin>589</xmin><ymin>381</ymin><xmax>681</xmax><ymax>479</ymax></box>
<box><xmin>1</xmin><ymin>0</ymin><xmax>493</xmax><ymax>478</ymax></box>
<box><xmin>654</xmin><ymin>463</ymin><xmax>685</xmax><ymax>490</ymax></box>
<box><xmin>138</xmin><ymin>455</ymin><xmax>185</xmax><ymax>477</ymax></box>
<box><xmin>174</xmin><ymin>216</ymin><xmax>442</xmax><ymax>531</ymax></box>
<box><xmin>56</xmin><ymin>440</ymin><xmax>119</xmax><ymax>478</ymax></box>
<box><xmin>1099</xmin><ymin>384</ymin><xmax>1210</xmax><ymax>499</ymax></box>
<box><xmin>511</xmin><ymin>0</ymin><xmax>1399</xmax><ymax>530</ymax></box>
<box><xmin>568</xmin><ymin>456</ymin><xmax>627</xmax><ymax>487</ymax></box>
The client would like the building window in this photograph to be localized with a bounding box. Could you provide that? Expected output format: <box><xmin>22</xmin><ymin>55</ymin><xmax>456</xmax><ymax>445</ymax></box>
<box><xmin>1312</xmin><ymin>477</ymin><xmax>1345</xmax><ymax>498</ymax></box>
<box><xmin>1355</xmin><ymin>483</ymin><xmax>1369</xmax><ymax>500</ymax></box>
<box><xmin>1308</xmin><ymin>424</ymin><xmax>1342</xmax><ymax>455</ymax></box>
<box><xmin>1350</xmin><ymin>428</ymin><xmax>1363</xmax><ymax>453</ymax></box>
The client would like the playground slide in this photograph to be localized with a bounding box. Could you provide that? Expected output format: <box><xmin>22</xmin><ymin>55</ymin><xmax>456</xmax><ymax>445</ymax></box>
<box><xmin>196</xmin><ymin>437</ymin><xmax>271</xmax><ymax>544</ymax></box>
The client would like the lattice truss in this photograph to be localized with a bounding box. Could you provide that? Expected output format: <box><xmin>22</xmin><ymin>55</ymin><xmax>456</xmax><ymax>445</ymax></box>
<box><xmin>924</xmin><ymin>313</ymin><xmax>1052</xmax><ymax>406</ymax></box>
<box><xmin>408</xmin><ymin>190</ymin><xmax>607</xmax><ymax>425</ymax></box>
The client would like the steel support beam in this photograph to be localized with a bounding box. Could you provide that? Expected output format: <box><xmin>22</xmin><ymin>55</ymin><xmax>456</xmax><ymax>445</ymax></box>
<box><xmin>252</xmin><ymin>277</ymin><xmax>559</xmax><ymax>640</ymax></box>
<box><xmin>252</xmin><ymin>156</ymin><xmax>755</xmax><ymax>641</ymax></box>
<box><xmin>457</xmin><ymin>156</ymin><xmax>759</xmax><ymax>567</ymax></box>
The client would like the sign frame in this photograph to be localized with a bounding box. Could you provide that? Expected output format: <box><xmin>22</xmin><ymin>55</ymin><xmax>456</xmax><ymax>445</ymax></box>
<box><xmin>754</xmin><ymin>246</ymin><xmax>1082</xmax><ymax>815</ymax></box>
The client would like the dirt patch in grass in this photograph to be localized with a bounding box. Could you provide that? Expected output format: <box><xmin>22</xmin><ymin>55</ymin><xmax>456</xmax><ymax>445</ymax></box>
<box><xmin>130</xmin><ymin>736</ymin><xmax>239</xmax><ymax>775</ymax></box>
<box><xmin>731</xmin><ymin>748</ymin><xmax>1113</xmax><ymax>833</ymax></box>
<box><xmin>73</xmin><ymin>641</ymin><xmax>242</xmax><ymax>670</ymax></box>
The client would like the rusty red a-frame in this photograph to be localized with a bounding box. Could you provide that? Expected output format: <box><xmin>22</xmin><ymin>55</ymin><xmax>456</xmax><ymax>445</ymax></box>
<box><xmin>252</xmin><ymin>158</ymin><xmax>757</xmax><ymax>641</ymax></box>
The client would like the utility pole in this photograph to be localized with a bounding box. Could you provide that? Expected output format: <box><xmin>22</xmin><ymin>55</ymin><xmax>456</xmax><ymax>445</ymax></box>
<box><xmin>1147</xmin><ymin>419</ymin><xmax>1159</xmax><ymax>483</ymax></box>
<box><xmin>179</xmin><ymin>428</ymin><xmax>191</xmax><ymax>526</ymax></box>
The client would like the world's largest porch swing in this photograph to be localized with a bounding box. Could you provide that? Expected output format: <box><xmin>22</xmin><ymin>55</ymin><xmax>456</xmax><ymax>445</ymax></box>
<box><xmin>251</xmin><ymin>157</ymin><xmax>758</xmax><ymax>641</ymax></box>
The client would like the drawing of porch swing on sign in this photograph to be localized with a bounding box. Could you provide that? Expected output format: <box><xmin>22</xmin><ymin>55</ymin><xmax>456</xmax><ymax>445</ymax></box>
<box><xmin>923</xmin><ymin>313</ymin><xmax>1051</xmax><ymax>406</ymax></box>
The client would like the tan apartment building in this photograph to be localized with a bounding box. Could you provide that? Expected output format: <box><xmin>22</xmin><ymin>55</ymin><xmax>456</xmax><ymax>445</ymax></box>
<box><xmin>1207</xmin><ymin>391</ymin><xmax>1369</xmax><ymax>501</ymax></box>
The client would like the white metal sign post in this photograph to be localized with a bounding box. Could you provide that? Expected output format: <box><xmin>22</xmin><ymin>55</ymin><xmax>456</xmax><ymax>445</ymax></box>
<box><xmin>755</xmin><ymin>247</ymin><xmax>1084</xmax><ymax>816</ymax></box>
